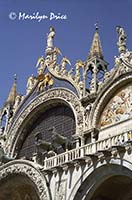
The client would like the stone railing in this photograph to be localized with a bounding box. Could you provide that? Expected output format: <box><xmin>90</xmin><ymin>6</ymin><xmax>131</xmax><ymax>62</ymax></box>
<box><xmin>43</xmin><ymin>130</ymin><xmax>132</xmax><ymax>170</ymax></box>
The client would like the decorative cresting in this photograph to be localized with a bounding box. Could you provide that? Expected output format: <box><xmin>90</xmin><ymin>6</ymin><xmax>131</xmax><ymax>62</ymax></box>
<box><xmin>0</xmin><ymin>160</ymin><xmax>51</xmax><ymax>200</ymax></box>
<box><xmin>90</xmin><ymin>73</ymin><xmax>132</xmax><ymax>128</ymax></box>
<box><xmin>100</xmin><ymin>84</ymin><xmax>132</xmax><ymax>127</ymax></box>
<box><xmin>6</xmin><ymin>88</ymin><xmax>84</xmax><ymax>156</ymax></box>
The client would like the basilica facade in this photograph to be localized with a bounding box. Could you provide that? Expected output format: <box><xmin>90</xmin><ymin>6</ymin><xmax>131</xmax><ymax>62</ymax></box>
<box><xmin>0</xmin><ymin>25</ymin><xmax>132</xmax><ymax>200</ymax></box>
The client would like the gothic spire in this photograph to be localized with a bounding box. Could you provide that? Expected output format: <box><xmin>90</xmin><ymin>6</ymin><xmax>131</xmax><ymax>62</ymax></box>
<box><xmin>5</xmin><ymin>74</ymin><xmax>17</xmax><ymax>106</ymax></box>
<box><xmin>88</xmin><ymin>23</ymin><xmax>104</xmax><ymax>60</ymax></box>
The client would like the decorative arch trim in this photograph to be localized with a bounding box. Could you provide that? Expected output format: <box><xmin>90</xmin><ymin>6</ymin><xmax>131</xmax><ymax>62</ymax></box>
<box><xmin>90</xmin><ymin>73</ymin><xmax>132</xmax><ymax>128</ymax></box>
<box><xmin>7</xmin><ymin>88</ymin><xmax>83</xmax><ymax>156</ymax></box>
<box><xmin>0</xmin><ymin>160</ymin><xmax>51</xmax><ymax>200</ymax></box>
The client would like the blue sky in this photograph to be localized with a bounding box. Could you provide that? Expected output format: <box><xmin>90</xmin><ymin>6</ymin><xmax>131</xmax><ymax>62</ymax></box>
<box><xmin>0</xmin><ymin>0</ymin><xmax>132</xmax><ymax>107</ymax></box>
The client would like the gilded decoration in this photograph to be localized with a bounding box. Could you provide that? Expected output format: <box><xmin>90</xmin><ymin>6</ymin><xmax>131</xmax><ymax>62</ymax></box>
<box><xmin>100</xmin><ymin>84</ymin><xmax>132</xmax><ymax>127</ymax></box>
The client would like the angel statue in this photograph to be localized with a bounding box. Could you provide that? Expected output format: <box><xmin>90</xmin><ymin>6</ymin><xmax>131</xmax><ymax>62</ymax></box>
<box><xmin>116</xmin><ymin>26</ymin><xmax>127</xmax><ymax>53</ymax></box>
<box><xmin>47</xmin><ymin>27</ymin><xmax>55</xmax><ymax>49</ymax></box>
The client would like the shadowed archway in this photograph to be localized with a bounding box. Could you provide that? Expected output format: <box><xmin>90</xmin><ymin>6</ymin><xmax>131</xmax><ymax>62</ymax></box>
<box><xmin>0</xmin><ymin>174</ymin><xmax>40</xmax><ymax>200</ymax></box>
<box><xmin>91</xmin><ymin>175</ymin><xmax>132</xmax><ymax>200</ymax></box>
<box><xmin>72</xmin><ymin>164</ymin><xmax>132</xmax><ymax>200</ymax></box>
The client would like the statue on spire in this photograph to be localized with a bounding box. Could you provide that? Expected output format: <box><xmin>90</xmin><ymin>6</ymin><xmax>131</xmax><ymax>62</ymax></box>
<box><xmin>116</xmin><ymin>26</ymin><xmax>127</xmax><ymax>54</ymax></box>
<box><xmin>47</xmin><ymin>26</ymin><xmax>55</xmax><ymax>49</ymax></box>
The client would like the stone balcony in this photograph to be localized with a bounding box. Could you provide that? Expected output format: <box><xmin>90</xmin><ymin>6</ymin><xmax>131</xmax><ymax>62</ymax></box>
<box><xmin>42</xmin><ymin>130</ymin><xmax>132</xmax><ymax>171</ymax></box>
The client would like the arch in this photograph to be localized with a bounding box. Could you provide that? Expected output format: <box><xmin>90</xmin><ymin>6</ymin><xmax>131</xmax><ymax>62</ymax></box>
<box><xmin>0</xmin><ymin>160</ymin><xmax>51</xmax><ymax>200</ymax></box>
<box><xmin>6</xmin><ymin>88</ymin><xmax>83</xmax><ymax>156</ymax></box>
<box><xmin>68</xmin><ymin>158</ymin><xmax>132</xmax><ymax>200</ymax></box>
<box><xmin>90</xmin><ymin>72</ymin><xmax>132</xmax><ymax>128</ymax></box>
<box><xmin>18</xmin><ymin>103</ymin><xmax>76</xmax><ymax>159</ymax></box>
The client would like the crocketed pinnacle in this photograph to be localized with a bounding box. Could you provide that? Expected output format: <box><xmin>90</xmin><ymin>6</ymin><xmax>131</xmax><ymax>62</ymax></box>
<box><xmin>5</xmin><ymin>74</ymin><xmax>17</xmax><ymax>106</ymax></box>
<box><xmin>88</xmin><ymin>25</ymin><xmax>104</xmax><ymax>60</ymax></box>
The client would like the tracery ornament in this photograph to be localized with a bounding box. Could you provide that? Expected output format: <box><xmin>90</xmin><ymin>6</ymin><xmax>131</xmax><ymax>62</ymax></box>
<box><xmin>0</xmin><ymin>160</ymin><xmax>50</xmax><ymax>200</ymax></box>
<box><xmin>100</xmin><ymin>84</ymin><xmax>132</xmax><ymax>127</ymax></box>
<box><xmin>6</xmin><ymin>88</ymin><xmax>84</xmax><ymax>155</ymax></box>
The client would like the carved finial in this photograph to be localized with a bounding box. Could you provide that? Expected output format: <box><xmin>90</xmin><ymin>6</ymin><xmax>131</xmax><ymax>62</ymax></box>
<box><xmin>116</xmin><ymin>26</ymin><xmax>127</xmax><ymax>54</ymax></box>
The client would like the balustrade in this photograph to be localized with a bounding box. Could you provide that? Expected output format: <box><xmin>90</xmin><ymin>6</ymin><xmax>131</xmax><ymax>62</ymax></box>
<box><xmin>43</xmin><ymin>130</ymin><xmax>132</xmax><ymax>170</ymax></box>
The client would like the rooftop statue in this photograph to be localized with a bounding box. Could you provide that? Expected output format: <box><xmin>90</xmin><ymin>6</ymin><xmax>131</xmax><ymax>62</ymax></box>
<box><xmin>116</xmin><ymin>26</ymin><xmax>127</xmax><ymax>54</ymax></box>
<box><xmin>47</xmin><ymin>26</ymin><xmax>55</xmax><ymax>49</ymax></box>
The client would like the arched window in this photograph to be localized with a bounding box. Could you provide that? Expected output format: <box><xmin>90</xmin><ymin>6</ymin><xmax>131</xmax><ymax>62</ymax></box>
<box><xmin>18</xmin><ymin>104</ymin><xmax>76</xmax><ymax>159</ymax></box>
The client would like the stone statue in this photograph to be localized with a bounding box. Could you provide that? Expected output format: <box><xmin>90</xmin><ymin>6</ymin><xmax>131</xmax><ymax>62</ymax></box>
<box><xmin>47</xmin><ymin>27</ymin><xmax>55</xmax><ymax>49</ymax></box>
<box><xmin>13</xmin><ymin>94</ymin><xmax>22</xmax><ymax>111</ymax></box>
<box><xmin>26</xmin><ymin>75</ymin><xmax>35</xmax><ymax>94</ymax></box>
<box><xmin>116</xmin><ymin>26</ymin><xmax>127</xmax><ymax>53</ymax></box>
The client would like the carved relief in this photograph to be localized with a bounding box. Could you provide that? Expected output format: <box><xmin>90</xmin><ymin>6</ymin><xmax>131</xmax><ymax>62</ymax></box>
<box><xmin>0</xmin><ymin>161</ymin><xmax>49</xmax><ymax>200</ymax></box>
<box><xmin>100</xmin><ymin>84</ymin><xmax>132</xmax><ymax>127</ymax></box>
<box><xmin>55</xmin><ymin>180</ymin><xmax>67</xmax><ymax>200</ymax></box>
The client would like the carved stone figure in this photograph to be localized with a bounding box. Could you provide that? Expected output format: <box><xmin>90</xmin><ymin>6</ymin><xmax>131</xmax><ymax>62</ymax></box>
<box><xmin>13</xmin><ymin>94</ymin><xmax>22</xmax><ymax>111</ymax></box>
<box><xmin>47</xmin><ymin>27</ymin><xmax>55</xmax><ymax>49</ymax></box>
<box><xmin>116</xmin><ymin>26</ymin><xmax>127</xmax><ymax>54</ymax></box>
<box><xmin>26</xmin><ymin>75</ymin><xmax>36</xmax><ymax>94</ymax></box>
